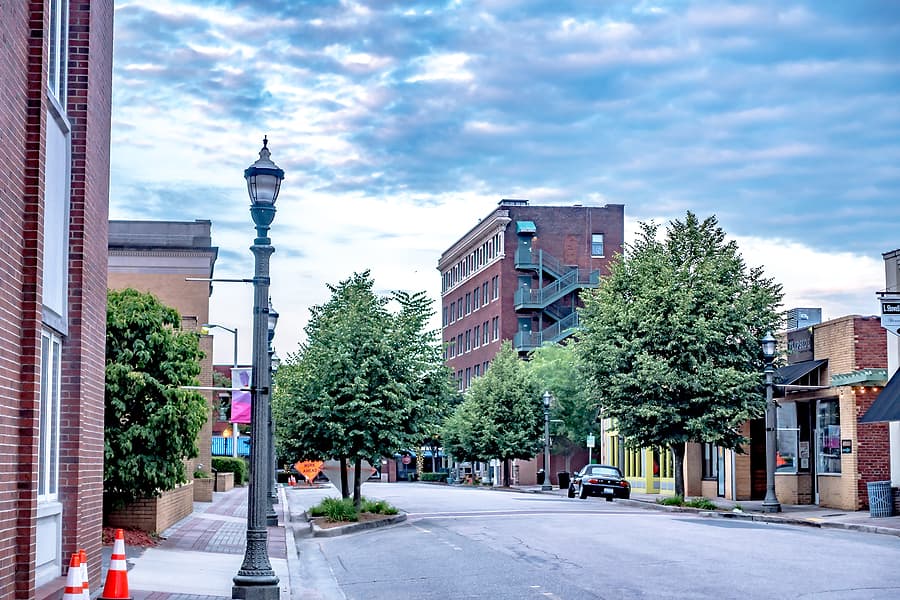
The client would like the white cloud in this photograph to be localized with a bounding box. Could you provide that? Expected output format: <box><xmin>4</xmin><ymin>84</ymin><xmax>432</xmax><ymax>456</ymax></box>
<box><xmin>406</xmin><ymin>53</ymin><xmax>474</xmax><ymax>83</ymax></box>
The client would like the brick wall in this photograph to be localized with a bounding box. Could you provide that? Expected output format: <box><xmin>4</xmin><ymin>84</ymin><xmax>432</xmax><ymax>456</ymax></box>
<box><xmin>105</xmin><ymin>484</ymin><xmax>194</xmax><ymax>534</ymax></box>
<box><xmin>813</xmin><ymin>316</ymin><xmax>856</xmax><ymax>381</ymax></box>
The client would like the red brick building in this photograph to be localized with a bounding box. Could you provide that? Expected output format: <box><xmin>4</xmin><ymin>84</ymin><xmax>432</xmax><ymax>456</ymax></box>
<box><xmin>438</xmin><ymin>199</ymin><xmax>624</xmax><ymax>392</ymax></box>
<box><xmin>0</xmin><ymin>0</ymin><xmax>113</xmax><ymax>597</ymax></box>
<box><xmin>437</xmin><ymin>199</ymin><xmax>624</xmax><ymax>485</ymax></box>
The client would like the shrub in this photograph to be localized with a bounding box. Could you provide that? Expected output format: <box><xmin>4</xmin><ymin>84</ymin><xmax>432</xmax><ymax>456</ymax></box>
<box><xmin>193</xmin><ymin>470</ymin><xmax>211</xmax><ymax>479</ymax></box>
<box><xmin>420</xmin><ymin>472</ymin><xmax>448</xmax><ymax>483</ymax></box>
<box><xmin>360</xmin><ymin>498</ymin><xmax>399</xmax><ymax>515</ymax></box>
<box><xmin>684</xmin><ymin>497</ymin><xmax>718</xmax><ymax>510</ymax></box>
<box><xmin>658</xmin><ymin>495</ymin><xmax>684</xmax><ymax>506</ymax></box>
<box><xmin>309</xmin><ymin>497</ymin><xmax>358</xmax><ymax>522</ymax></box>
<box><xmin>212</xmin><ymin>457</ymin><xmax>248</xmax><ymax>486</ymax></box>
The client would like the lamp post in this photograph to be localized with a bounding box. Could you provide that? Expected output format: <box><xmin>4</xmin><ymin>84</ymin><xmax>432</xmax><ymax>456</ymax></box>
<box><xmin>761</xmin><ymin>332</ymin><xmax>782</xmax><ymax>513</ymax></box>
<box><xmin>205</xmin><ymin>323</ymin><xmax>240</xmax><ymax>457</ymax></box>
<box><xmin>266</xmin><ymin>299</ymin><xmax>279</xmax><ymax>526</ymax></box>
<box><xmin>233</xmin><ymin>137</ymin><xmax>283</xmax><ymax>600</ymax></box>
<box><xmin>542</xmin><ymin>391</ymin><xmax>553</xmax><ymax>491</ymax></box>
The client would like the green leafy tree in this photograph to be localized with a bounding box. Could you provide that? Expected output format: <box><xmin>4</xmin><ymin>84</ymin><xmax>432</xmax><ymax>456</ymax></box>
<box><xmin>528</xmin><ymin>343</ymin><xmax>597</xmax><ymax>472</ymax></box>
<box><xmin>576</xmin><ymin>213</ymin><xmax>783</xmax><ymax>497</ymax></box>
<box><xmin>274</xmin><ymin>272</ymin><xmax>453</xmax><ymax>508</ymax></box>
<box><xmin>443</xmin><ymin>342</ymin><xmax>543</xmax><ymax>485</ymax></box>
<box><xmin>104</xmin><ymin>289</ymin><xmax>208</xmax><ymax>511</ymax></box>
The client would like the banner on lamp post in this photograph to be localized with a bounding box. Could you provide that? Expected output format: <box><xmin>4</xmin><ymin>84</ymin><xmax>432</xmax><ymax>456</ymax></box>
<box><xmin>230</xmin><ymin>367</ymin><xmax>252</xmax><ymax>424</ymax></box>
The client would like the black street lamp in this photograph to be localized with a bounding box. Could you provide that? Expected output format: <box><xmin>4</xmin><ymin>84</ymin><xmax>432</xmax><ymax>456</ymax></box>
<box><xmin>761</xmin><ymin>332</ymin><xmax>782</xmax><ymax>513</ymax></box>
<box><xmin>233</xmin><ymin>137</ymin><xmax>283</xmax><ymax>600</ymax></box>
<box><xmin>266</xmin><ymin>298</ymin><xmax>279</xmax><ymax>525</ymax></box>
<box><xmin>542</xmin><ymin>391</ymin><xmax>553</xmax><ymax>491</ymax></box>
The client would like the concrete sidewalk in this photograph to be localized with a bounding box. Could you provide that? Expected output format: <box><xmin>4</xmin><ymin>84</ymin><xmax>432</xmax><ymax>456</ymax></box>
<box><xmin>510</xmin><ymin>484</ymin><xmax>900</xmax><ymax>537</ymax></box>
<box><xmin>105</xmin><ymin>486</ymin><xmax>296</xmax><ymax>600</ymax></box>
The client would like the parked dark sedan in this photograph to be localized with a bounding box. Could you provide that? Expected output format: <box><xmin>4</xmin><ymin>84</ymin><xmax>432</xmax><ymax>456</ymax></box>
<box><xmin>567</xmin><ymin>464</ymin><xmax>630</xmax><ymax>501</ymax></box>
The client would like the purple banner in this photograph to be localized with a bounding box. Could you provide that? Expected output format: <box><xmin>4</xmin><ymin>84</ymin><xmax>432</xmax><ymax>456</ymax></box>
<box><xmin>230</xmin><ymin>367</ymin><xmax>252</xmax><ymax>424</ymax></box>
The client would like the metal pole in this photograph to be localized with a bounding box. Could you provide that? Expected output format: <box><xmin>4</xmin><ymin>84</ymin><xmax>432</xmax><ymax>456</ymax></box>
<box><xmin>762</xmin><ymin>356</ymin><xmax>782</xmax><ymax>513</ymax></box>
<box><xmin>232</xmin><ymin>242</ymin><xmax>278</xmax><ymax>598</ymax></box>
<box><xmin>542</xmin><ymin>400</ymin><xmax>552</xmax><ymax>491</ymax></box>
<box><xmin>232</xmin><ymin>329</ymin><xmax>239</xmax><ymax>458</ymax></box>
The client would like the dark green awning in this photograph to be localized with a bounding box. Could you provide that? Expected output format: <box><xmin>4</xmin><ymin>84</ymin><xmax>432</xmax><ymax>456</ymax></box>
<box><xmin>861</xmin><ymin>369</ymin><xmax>900</xmax><ymax>423</ymax></box>
<box><xmin>516</xmin><ymin>220</ymin><xmax>536</xmax><ymax>234</ymax></box>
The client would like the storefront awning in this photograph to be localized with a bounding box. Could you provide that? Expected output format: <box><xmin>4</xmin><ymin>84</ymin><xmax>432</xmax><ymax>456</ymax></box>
<box><xmin>516</xmin><ymin>220</ymin><xmax>537</xmax><ymax>234</ymax></box>
<box><xmin>861</xmin><ymin>369</ymin><xmax>900</xmax><ymax>423</ymax></box>
<box><xmin>774</xmin><ymin>359</ymin><xmax>827</xmax><ymax>385</ymax></box>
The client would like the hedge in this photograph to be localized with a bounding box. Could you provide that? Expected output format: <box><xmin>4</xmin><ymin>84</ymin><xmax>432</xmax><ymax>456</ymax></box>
<box><xmin>212</xmin><ymin>457</ymin><xmax>247</xmax><ymax>486</ymax></box>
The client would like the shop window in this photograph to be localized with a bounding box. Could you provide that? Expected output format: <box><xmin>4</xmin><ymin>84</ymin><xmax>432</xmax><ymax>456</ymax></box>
<box><xmin>777</xmin><ymin>403</ymin><xmax>798</xmax><ymax>473</ymax></box>
<box><xmin>702</xmin><ymin>443</ymin><xmax>718</xmax><ymax>480</ymax></box>
<box><xmin>816</xmin><ymin>400</ymin><xmax>841</xmax><ymax>474</ymax></box>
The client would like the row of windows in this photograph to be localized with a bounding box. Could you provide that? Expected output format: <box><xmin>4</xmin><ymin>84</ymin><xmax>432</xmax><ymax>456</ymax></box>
<box><xmin>456</xmin><ymin>360</ymin><xmax>492</xmax><ymax>391</ymax></box>
<box><xmin>443</xmin><ymin>276</ymin><xmax>500</xmax><ymax>326</ymax></box>
<box><xmin>442</xmin><ymin>232</ymin><xmax>504</xmax><ymax>293</ymax></box>
<box><xmin>445</xmin><ymin>317</ymin><xmax>501</xmax><ymax>359</ymax></box>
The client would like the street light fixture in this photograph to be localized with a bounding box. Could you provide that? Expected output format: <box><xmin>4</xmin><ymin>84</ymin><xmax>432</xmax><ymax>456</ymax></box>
<box><xmin>204</xmin><ymin>323</ymin><xmax>240</xmax><ymax>458</ymax></box>
<box><xmin>761</xmin><ymin>332</ymin><xmax>782</xmax><ymax>513</ymax></box>
<box><xmin>542</xmin><ymin>391</ymin><xmax>553</xmax><ymax>491</ymax></box>
<box><xmin>233</xmin><ymin>137</ymin><xmax>283</xmax><ymax>600</ymax></box>
<box><xmin>266</xmin><ymin>298</ymin><xmax>280</xmax><ymax>526</ymax></box>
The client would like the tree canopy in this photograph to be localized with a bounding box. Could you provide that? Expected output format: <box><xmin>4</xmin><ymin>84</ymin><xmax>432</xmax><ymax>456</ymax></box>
<box><xmin>575</xmin><ymin>212</ymin><xmax>783</xmax><ymax>496</ymax></box>
<box><xmin>442</xmin><ymin>341</ymin><xmax>543</xmax><ymax>483</ymax></box>
<box><xmin>274</xmin><ymin>271</ymin><xmax>454</xmax><ymax>505</ymax></box>
<box><xmin>104</xmin><ymin>288</ymin><xmax>208</xmax><ymax>510</ymax></box>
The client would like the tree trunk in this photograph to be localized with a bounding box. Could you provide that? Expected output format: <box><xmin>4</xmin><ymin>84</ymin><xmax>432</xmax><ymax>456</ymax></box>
<box><xmin>672</xmin><ymin>443</ymin><xmax>686</xmax><ymax>498</ymax></box>
<box><xmin>339</xmin><ymin>457</ymin><xmax>349</xmax><ymax>499</ymax></box>
<box><xmin>503</xmin><ymin>459</ymin><xmax>510</xmax><ymax>487</ymax></box>
<box><xmin>353</xmin><ymin>458</ymin><xmax>362</xmax><ymax>509</ymax></box>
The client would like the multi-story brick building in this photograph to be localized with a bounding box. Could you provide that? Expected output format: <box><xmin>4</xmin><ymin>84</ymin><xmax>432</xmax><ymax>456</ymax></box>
<box><xmin>0</xmin><ymin>1</ymin><xmax>113</xmax><ymax>597</ymax></box>
<box><xmin>438</xmin><ymin>199</ymin><xmax>624</xmax><ymax>392</ymax></box>
<box><xmin>437</xmin><ymin>199</ymin><xmax>624</xmax><ymax>485</ymax></box>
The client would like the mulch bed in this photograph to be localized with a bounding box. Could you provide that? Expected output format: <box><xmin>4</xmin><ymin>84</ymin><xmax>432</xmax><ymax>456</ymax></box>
<box><xmin>310</xmin><ymin>513</ymin><xmax>395</xmax><ymax>529</ymax></box>
<box><xmin>102</xmin><ymin>526</ymin><xmax>159</xmax><ymax>547</ymax></box>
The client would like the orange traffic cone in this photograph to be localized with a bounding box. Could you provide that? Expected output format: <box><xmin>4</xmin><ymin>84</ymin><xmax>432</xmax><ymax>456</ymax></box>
<box><xmin>62</xmin><ymin>553</ymin><xmax>83</xmax><ymax>600</ymax></box>
<box><xmin>100</xmin><ymin>529</ymin><xmax>131</xmax><ymax>600</ymax></box>
<box><xmin>79</xmin><ymin>548</ymin><xmax>90</xmax><ymax>600</ymax></box>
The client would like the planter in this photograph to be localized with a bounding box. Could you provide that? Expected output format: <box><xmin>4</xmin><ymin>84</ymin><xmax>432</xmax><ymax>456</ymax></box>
<box><xmin>193</xmin><ymin>477</ymin><xmax>213</xmax><ymax>502</ymax></box>
<box><xmin>215</xmin><ymin>471</ymin><xmax>234</xmax><ymax>492</ymax></box>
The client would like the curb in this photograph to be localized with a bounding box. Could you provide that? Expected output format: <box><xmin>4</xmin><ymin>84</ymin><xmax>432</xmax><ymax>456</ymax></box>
<box><xmin>308</xmin><ymin>512</ymin><xmax>408</xmax><ymax>538</ymax></box>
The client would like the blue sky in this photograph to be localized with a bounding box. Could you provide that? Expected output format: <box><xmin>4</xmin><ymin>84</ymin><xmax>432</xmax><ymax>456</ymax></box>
<box><xmin>109</xmin><ymin>0</ymin><xmax>900</xmax><ymax>363</ymax></box>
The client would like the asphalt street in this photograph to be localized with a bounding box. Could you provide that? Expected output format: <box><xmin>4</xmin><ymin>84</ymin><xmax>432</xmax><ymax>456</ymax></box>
<box><xmin>292</xmin><ymin>483</ymin><xmax>900</xmax><ymax>600</ymax></box>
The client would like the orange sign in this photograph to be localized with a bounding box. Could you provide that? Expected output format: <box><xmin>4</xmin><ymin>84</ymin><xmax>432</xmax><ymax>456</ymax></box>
<box><xmin>294</xmin><ymin>460</ymin><xmax>324</xmax><ymax>483</ymax></box>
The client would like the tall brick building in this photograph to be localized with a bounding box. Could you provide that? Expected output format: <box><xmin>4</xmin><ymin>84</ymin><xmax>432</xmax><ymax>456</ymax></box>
<box><xmin>438</xmin><ymin>199</ymin><xmax>624</xmax><ymax>392</ymax></box>
<box><xmin>0</xmin><ymin>0</ymin><xmax>113</xmax><ymax>597</ymax></box>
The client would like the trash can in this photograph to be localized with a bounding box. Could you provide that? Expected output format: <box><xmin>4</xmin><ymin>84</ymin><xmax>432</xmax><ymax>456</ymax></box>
<box><xmin>867</xmin><ymin>481</ymin><xmax>894</xmax><ymax>518</ymax></box>
<box><xmin>557</xmin><ymin>471</ymin><xmax>570</xmax><ymax>490</ymax></box>
<box><xmin>537</xmin><ymin>469</ymin><xmax>546</xmax><ymax>485</ymax></box>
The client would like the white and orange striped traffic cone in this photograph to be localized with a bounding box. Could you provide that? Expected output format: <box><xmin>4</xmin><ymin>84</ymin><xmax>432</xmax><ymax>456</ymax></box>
<box><xmin>62</xmin><ymin>552</ymin><xmax>83</xmax><ymax>600</ymax></box>
<box><xmin>79</xmin><ymin>548</ymin><xmax>90</xmax><ymax>600</ymax></box>
<box><xmin>100</xmin><ymin>529</ymin><xmax>131</xmax><ymax>600</ymax></box>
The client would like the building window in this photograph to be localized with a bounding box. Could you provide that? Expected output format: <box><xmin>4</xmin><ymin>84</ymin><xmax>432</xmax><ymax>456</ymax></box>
<box><xmin>465</xmin><ymin>293</ymin><xmax>471</xmax><ymax>314</ymax></box>
<box><xmin>442</xmin><ymin>306</ymin><xmax>448</xmax><ymax>326</ymax></box>
<box><xmin>492</xmin><ymin>317</ymin><xmax>499</xmax><ymax>340</ymax></box>
<box><xmin>482</xmin><ymin>282</ymin><xmax>489</xmax><ymax>304</ymax></box>
<box><xmin>591</xmin><ymin>233</ymin><xmax>604</xmax><ymax>257</ymax></box>
<box><xmin>457</xmin><ymin>371</ymin><xmax>464</xmax><ymax>392</ymax></box>
<box><xmin>777</xmin><ymin>403</ymin><xmax>798</xmax><ymax>473</ymax></box>
<box><xmin>473</xmin><ymin>325</ymin><xmax>480</xmax><ymax>349</ymax></box>
<box><xmin>474</xmin><ymin>364</ymin><xmax>480</xmax><ymax>378</ymax></box>
<box><xmin>48</xmin><ymin>0</ymin><xmax>69</xmax><ymax>105</ymax></box>
<box><xmin>457</xmin><ymin>298</ymin><xmax>463</xmax><ymax>320</ymax></box>
<box><xmin>465</xmin><ymin>330</ymin><xmax>471</xmax><ymax>352</ymax></box>
<box><xmin>473</xmin><ymin>287</ymin><xmax>480</xmax><ymax>310</ymax></box>
<box><xmin>816</xmin><ymin>400</ymin><xmax>841</xmax><ymax>474</ymax></box>
<box><xmin>457</xmin><ymin>334</ymin><xmax>463</xmax><ymax>353</ymax></box>
<box><xmin>38</xmin><ymin>330</ymin><xmax>62</xmax><ymax>502</ymax></box>
<box><xmin>702</xmin><ymin>443</ymin><xmax>718</xmax><ymax>480</ymax></box>
<box><xmin>482</xmin><ymin>321</ymin><xmax>489</xmax><ymax>345</ymax></box>
<box><xmin>492</xmin><ymin>276</ymin><xmax>499</xmax><ymax>300</ymax></box>
<box><xmin>449</xmin><ymin>302</ymin><xmax>455</xmax><ymax>323</ymax></box>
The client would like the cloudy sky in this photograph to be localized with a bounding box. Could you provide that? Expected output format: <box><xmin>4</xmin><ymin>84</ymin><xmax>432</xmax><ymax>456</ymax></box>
<box><xmin>109</xmin><ymin>0</ymin><xmax>900</xmax><ymax>364</ymax></box>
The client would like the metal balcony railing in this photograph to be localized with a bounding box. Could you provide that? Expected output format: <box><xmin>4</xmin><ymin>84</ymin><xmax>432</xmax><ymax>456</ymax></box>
<box><xmin>514</xmin><ymin>268</ymin><xmax>600</xmax><ymax>309</ymax></box>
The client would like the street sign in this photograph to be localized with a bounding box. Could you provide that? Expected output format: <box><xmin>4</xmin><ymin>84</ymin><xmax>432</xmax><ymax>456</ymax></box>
<box><xmin>586</xmin><ymin>434</ymin><xmax>595</xmax><ymax>448</ymax></box>
<box><xmin>881</xmin><ymin>299</ymin><xmax>900</xmax><ymax>335</ymax></box>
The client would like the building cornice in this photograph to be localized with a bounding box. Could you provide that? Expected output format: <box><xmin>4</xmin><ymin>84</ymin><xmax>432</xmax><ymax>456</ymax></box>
<box><xmin>438</xmin><ymin>210</ymin><xmax>511</xmax><ymax>271</ymax></box>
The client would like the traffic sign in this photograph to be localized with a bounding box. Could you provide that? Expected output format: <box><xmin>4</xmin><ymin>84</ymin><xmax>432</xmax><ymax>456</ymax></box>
<box><xmin>586</xmin><ymin>434</ymin><xmax>595</xmax><ymax>448</ymax></box>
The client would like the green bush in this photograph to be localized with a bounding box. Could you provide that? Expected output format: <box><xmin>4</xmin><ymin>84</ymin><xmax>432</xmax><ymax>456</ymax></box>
<box><xmin>360</xmin><ymin>498</ymin><xmax>399</xmax><ymax>515</ymax></box>
<box><xmin>212</xmin><ymin>457</ymin><xmax>247</xmax><ymax>486</ymax></box>
<box><xmin>309</xmin><ymin>497</ymin><xmax>359</xmax><ymax>522</ymax></box>
<box><xmin>420</xmin><ymin>472</ymin><xmax>448</xmax><ymax>483</ymax></box>
<box><xmin>193</xmin><ymin>470</ymin><xmax>211</xmax><ymax>479</ymax></box>
<box><xmin>684</xmin><ymin>497</ymin><xmax>718</xmax><ymax>510</ymax></box>
<box><xmin>658</xmin><ymin>495</ymin><xmax>684</xmax><ymax>506</ymax></box>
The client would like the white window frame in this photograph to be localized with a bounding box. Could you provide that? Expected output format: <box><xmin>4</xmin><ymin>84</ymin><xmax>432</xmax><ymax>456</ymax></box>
<box><xmin>38</xmin><ymin>330</ymin><xmax>63</xmax><ymax>502</ymax></box>
<box><xmin>48</xmin><ymin>0</ymin><xmax>69</xmax><ymax>105</ymax></box>
<box><xmin>591</xmin><ymin>233</ymin><xmax>605</xmax><ymax>257</ymax></box>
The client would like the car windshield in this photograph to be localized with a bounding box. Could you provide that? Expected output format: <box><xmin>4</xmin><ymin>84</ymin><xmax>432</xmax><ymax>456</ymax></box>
<box><xmin>582</xmin><ymin>466</ymin><xmax>620</xmax><ymax>477</ymax></box>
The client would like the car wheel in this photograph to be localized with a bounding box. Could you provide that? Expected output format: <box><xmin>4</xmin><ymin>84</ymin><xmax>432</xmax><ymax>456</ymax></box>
<box><xmin>579</xmin><ymin>486</ymin><xmax>588</xmax><ymax>500</ymax></box>
<box><xmin>567</xmin><ymin>485</ymin><xmax>575</xmax><ymax>499</ymax></box>
<box><xmin>605</xmin><ymin>496</ymin><xmax>613</xmax><ymax>502</ymax></box>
